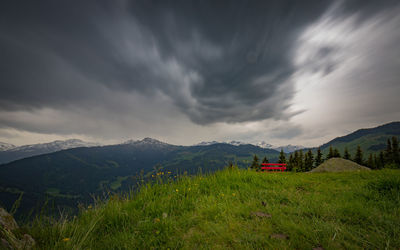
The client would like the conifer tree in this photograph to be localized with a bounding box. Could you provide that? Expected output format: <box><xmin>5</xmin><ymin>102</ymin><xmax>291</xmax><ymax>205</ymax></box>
<box><xmin>343</xmin><ymin>147</ymin><xmax>350</xmax><ymax>160</ymax></box>
<box><xmin>354</xmin><ymin>145</ymin><xmax>363</xmax><ymax>165</ymax></box>
<box><xmin>250</xmin><ymin>154</ymin><xmax>260</xmax><ymax>171</ymax></box>
<box><xmin>304</xmin><ymin>149</ymin><xmax>314</xmax><ymax>171</ymax></box>
<box><xmin>391</xmin><ymin>136</ymin><xmax>399</xmax><ymax>167</ymax></box>
<box><xmin>367</xmin><ymin>153</ymin><xmax>375</xmax><ymax>169</ymax></box>
<box><xmin>278</xmin><ymin>149</ymin><xmax>287</xmax><ymax>164</ymax></box>
<box><xmin>298</xmin><ymin>150</ymin><xmax>304</xmax><ymax>171</ymax></box>
<box><xmin>385</xmin><ymin>138</ymin><xmax>392</xmax><ymax>163</ymax></box>
<box><xmin>287</xmin><ymin>154</ymin><xmax>294</xmax><ymax>171</ymax></box>
<box><xmin>294</xmin><ymin>151</ymin><xmax>299</xmax><ymax>170</ymax></box>
<box><xmin>315</xmin><ymin>148</ymin><xmax>323</xmax><ymax>167</ymax></box>
<box><xmin>333</xmin><ymin>148</ymin><xmax>341</xmax><ymax>158</ymax></box>
<box><xmin>378</xmin><ymin>151</ymin><xmax>385</xmax><ymax>169</ymax></box>
<box><xmin>262</xmin><ymin>156</ymin><xmax>269</xmax><ymax>164</ymax></box>
<box><xmin>327</xmin><ymin>146</ymin><xmax>334</xmax><ymax>160</ymax></box>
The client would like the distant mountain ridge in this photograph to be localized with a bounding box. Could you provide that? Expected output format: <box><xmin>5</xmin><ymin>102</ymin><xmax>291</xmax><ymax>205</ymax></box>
<box><xmin>0</xmin><ymin>139</ymin><xmax>100</xmax><ymax>164</ymax></box>
<box><xmin>317</xmin><ymin>121</ymin><xmax>400</xmax><ymax>156</ymax></box>
<box><xmin>195</xmin><ymin>140</ymin><xmax>303</xmax><ymax>153</ymax></box>
<box><xmin>0</xmin><ymin>142</ymin><xmax>16</xmax><ymax>151</ymax></box>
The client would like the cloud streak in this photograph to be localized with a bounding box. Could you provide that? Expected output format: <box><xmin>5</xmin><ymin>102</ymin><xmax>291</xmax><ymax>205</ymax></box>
<box><xmin>0</xmin><ymin>0</ymin><xmax>399</xmax><ymax>146</ymax></box>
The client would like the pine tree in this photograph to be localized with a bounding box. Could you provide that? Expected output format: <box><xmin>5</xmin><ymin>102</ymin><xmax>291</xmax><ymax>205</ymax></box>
<box><xmin>250</xmin><ymin>154</ymin><xmax>260</xmax><ymax>171</ymax></box>
<box><xmin>327</xmin><ymin>146</ymin><xmax>334</xmax><ymax>160</ymax></box>
<box><xmin>315</xmin><ymin>148</ymin><xmax>323</xmax><ymax>167</ymax></box>
<box><xmin>378</xmin><ymin>151</ymin><xmax>385</xmax><ymax>169</ymax></box>
<box><xmin>391</xmin><ymin>136</ymin><xmax>399</xmax><ymax>167</ymax></box>
<box><xmin>278</xmin><ymin>149</ymin><xmax>287</xmax><ymax>164</ymax></box>
<box><xmin>262</xmin><ymin>156</ymin><xmax>269</xmax><ymax>164</ymax></box>
<box><xmin>304</xmin><ymin>149</ymin><xmax>314</xmax><ymax>171</ymax></box>
<box><xmin>367</xmin><ymin>153</ymin><xmax>375</xmax><ymax>169</ymax></box>
<box><xmin>354</xmin><ymin>145</ymin><xmax>363</xmax><ymax>165</ymax></box>
<box><xmin>385</xmin><ymin>138</ymin><xmax>393</xmax><ymax>163</ymax></box>
<box><xmin>333</xmin><ymin>148</ymin><xmax>341</xmax><ymax>158</ymax></box>
<box><xmin>293</xmin><ymin>151</ymin><xmax>299</xmax><ymax>171</ymax></box>
<box><xmin>287</xmin><ymin>154</ymin><xmax>294</xmax><ymax>171</ymax></box>
<box><xmin>298</xmin><ymin>150</ymin><xmax>304</xmax><ymax>171</ymax></box>
<box><xmin>343</xmin><ymin>147</ymin><xmax>350</xmax><ymax>160</ymax></box>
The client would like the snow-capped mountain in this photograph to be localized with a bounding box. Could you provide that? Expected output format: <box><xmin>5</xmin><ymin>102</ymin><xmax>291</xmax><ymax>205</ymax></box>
<box><xmin>273</xmin><ymin>144</ymin><xmax>305</xmax><ymax>153</ymax></box>
<box><xmin>254</xmin><ymin>141</ymin><xmax>274</xmax><ymax>149</ymax></box>
<box><xmin>195</xmin><ymin>141</ymin><xmax>249</xmax><ymax>146</ymax></box>
<box><xmin>0</xmin><ymin>139</ymin><xmax>101</xmax><ymax>164</ymax></box>
<box><xmin>6</xmin><ymin>139</ymin><xmax>100</xmax><ymax>153</ymax></box>
<box><xmin>0</xmin><ymin>142</ymin><xmax>16</xmax><ymax>151</ymax></box>
<box><xmin>195</xmin><ymin>141</ymin><xmax>220</xmax><ymax>146</ymax></box>
<box><xmin>122</xmin><ymin>138</ymin><xmax>172</xmax><ymax>148</ymax></box>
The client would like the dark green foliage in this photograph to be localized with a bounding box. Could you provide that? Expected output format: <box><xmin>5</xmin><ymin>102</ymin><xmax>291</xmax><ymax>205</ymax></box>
<box><xmin>354</xmin><ymin>145</ymin><xmax>363</xmax><ymax>165</ymax></box>
<box><xmin>262</xmin><ymin>156</ymin><xmax>269</xmax><ymax>164</ymax></box>
<box><xmin>385</xmin><ymin>138</ymin><xmax>392</xmax><ymax>163</ymax></box>
<box><xmin>304</xmin><ymin>150</ymin><xmax>314</xmax><ymax>171</ymax></box>
<box><xmin>278</xmin><ymin>149</ymin><xmax>286</xmax><ymax>164</ymax></box>
<box><xmin>392</xmin><ymin>136</ymin><xmax>400</xmax><ymax>165</ymax></box>
<box><xmin>333</xmin><ymin>148</ymin><xmax>341</xmax><ymax>158</ymax></box>
<box><xmin>378</xmin><ymin>151</ymin><xmax>385</xmax><ymax>169</ymax></box>
<box><xmin>287</xmin><ymin>154</ymin><xmax>294</xmax><ymax>171</ymax></box>
<box><xmin>367</xmin><ymin>153</ymin><xmax>375</xmax><ymax>169</ymax></box>
<box><xmin>250</xmin><ymin>154</ymin><xmax>260</xmax><ymax>171</ymax></box>
<box><xmin>344</xmin><ymin>147</ymin><xmax>351</xmax><ymax>160</ymax></box>
<box><xmin>315</xmin><ymin>148</ymin><xmax>323</xmax><ymax>167</ymax></box>
<box><xmin>327</xmin><ymin>146</ymin><xmax>334</xmax><ymax>160</ymax></box>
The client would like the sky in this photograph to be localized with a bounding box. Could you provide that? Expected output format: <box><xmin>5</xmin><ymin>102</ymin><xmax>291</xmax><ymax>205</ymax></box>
<box><xmin>0</xmin><ymin>0</ymin><xmax>400</xmax><ymax>147</ymax></box>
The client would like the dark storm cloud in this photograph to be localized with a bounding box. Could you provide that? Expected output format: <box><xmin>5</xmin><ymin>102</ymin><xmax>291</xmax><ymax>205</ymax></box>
<box><xmin>0</xmin><ymin>0</ymin><xmax>334</xmax><ymax>125</ymax></box>
<box><xmin>0</xmin><ymin>0</ymin><xmax>398</xmax><ymax>131</ymax></box>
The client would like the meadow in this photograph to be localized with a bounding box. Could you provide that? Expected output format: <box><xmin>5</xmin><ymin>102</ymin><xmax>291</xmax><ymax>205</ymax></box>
<box><xmin>24</xmin><ymin>168</ymin><xmax>400</xmax><ymax>249</ymax></box>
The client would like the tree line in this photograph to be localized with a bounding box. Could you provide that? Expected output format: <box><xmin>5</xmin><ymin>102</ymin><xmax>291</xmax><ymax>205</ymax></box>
<box><xmin>250</xmin><ymin>136</ymin><xmax>400</xmax><ymax>172</ymax></box>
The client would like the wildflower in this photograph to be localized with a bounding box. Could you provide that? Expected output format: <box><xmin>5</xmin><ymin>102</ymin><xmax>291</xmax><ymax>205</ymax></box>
<box><xmin>167</xmin><ymin>171</ymin><xmax>171</xmax><ymax>174</ymax></box>
<box><xmin>152</xmin><ymin>175</ymin><xmax>155</xmax><ymax>178</ymax></box>
<box><xmin>176</xmin><ymin>189</ymin><xmax>179</xmax><ymax>192</ymax></box>
<box><xmin>154</xmin><ymin>218</ymin><xmax>160</xmax><ymax>223</ymax></box>
<box><xmin>62</xmin><ymin>238</ymin><xmax>71</xmax><ymax>242</ymax></box>
<box><xmin>87</xmin><ymin>205</ymin><xmax>92</xmax><ymax>209</ymax></box>
<box><xmin>232</xmin><ymin>193</ymin><xmax>236</xmax><ymax>196</ymax></box>
<box><xmin>221</xmin><ymin>193</ymin><xmax>224</xmax><ymax>197</ymax></box>
<box><xmin>162</xmin><ymin>212</ymin><xmax>168</xmax><ymax>218</ymax></box>
<box><xmin>188</xmin><ymin>188</ymin><xmax>191</xmax><ymax>191</ymax></box>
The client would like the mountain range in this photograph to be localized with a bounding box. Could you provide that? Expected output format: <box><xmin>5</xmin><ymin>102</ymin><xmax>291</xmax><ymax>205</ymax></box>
<box><xmin>0</xmin><ymin>138</ymin><xmax>302</xmax><ymax>165</ymax></box>
<box><xmin>0</xmin><ymin>121</ymin><xmax>399</xmax><ymax>218</ymax></box>
<box><xmin>0</xmin><ymin>139</ymin><xmax>100</xmax><ymax>164</ymax></box>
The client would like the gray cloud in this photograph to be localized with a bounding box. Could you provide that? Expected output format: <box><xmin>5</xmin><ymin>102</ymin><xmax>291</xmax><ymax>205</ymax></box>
<box><xmin>0</xmin><ymin>0</ymin><xmax>399</xmax><ymax>145</ymax></box>
<box><xmin>0</xmin><ymin>0</ymin><xmax>333</xmax><ymax>125</ymax></box>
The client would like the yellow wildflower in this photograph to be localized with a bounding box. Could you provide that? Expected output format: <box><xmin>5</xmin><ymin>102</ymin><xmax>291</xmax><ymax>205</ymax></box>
<box><xmin>188</xmin><ymin>188</ymin><xmax>191</xmax><ymax>191</ymax></box>
<box><xmin>176</xmin><ymin>189</ymin><xmax>179</xmax><ymax>192</ymax></box>
<box><xmin>154</xmin><ymin>218</ymin><xmax>160</xmax><ymax>223</ymax></box>
<box><xmin>62</xmin><ymin>238</ymin><xmax>70</xmax><ymax>242</ymax></box>
<box><xmin>87</xmin><ymin>205</ymin><xmax>92</xmax><ymax>209</ymax></box>
<box><xmin>232</xmin><ymin>193</ymin><xmax>236</xmax><ymax>196</ymax></box>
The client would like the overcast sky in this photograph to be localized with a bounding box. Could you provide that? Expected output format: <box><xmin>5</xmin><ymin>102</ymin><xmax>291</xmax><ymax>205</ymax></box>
<box><xmin>1</xmin><ymin>0</ymin><xmax>399</xmax><ymax>147</ymax></box>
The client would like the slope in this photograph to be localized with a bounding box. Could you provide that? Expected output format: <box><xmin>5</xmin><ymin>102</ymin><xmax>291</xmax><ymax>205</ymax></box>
<box><xmin>317</xmin><ymin>121</ymin><xmax>400</xmax><ymax>156</ymax></box>
<box><xmin>26</xmin><ymin>168</ymin><xmax>400</xmax><ymax>249</ymax></box>
<box><xmin>0</xmin><ymin>140</ymin><xmax>279</xmax><ymax>217</ymax></box>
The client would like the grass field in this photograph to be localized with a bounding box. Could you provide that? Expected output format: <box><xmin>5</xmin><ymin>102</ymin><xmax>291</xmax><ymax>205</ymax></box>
<box><xmin>25</xmin><ymin>168</ymin><xmax>400</xmax><ymax>249</ymax></box>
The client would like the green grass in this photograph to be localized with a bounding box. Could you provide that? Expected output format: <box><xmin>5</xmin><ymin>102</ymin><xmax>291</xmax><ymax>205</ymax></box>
<box><xmin>26</xmin><ymin>168</ymin><xmax>400</xmax><ymax>249</ymax></box>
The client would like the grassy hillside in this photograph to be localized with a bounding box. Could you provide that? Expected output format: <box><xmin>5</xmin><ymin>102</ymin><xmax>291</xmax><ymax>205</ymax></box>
<box><xmin>25</xmin><ymin>168</ymin><xmax>400</xmax><ymax>249</ymax></box>
<box><xmin>318</xmin><ymin>121</ymin><xmax>400</xmax><ymax>157</ymax></box>
<box><xmin>0</xmin><ymin>143</ymin><xmax>279</xmax><ymax>218</ymax></box>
